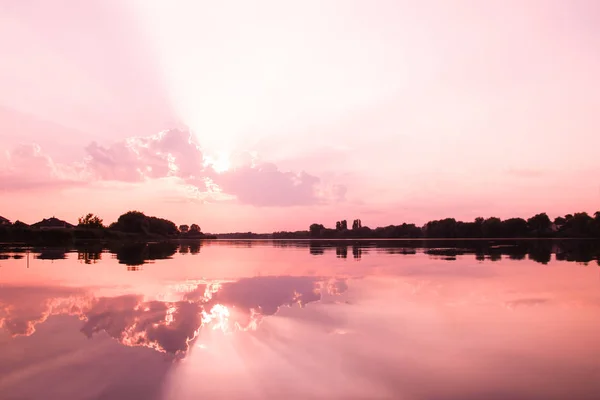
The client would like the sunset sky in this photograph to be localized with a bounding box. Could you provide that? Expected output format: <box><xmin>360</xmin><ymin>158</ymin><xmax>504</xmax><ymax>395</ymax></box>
<box><xmin>1</xmin><ymin>0</ymin><xmax>599</xmax><ymax>232</ymax></box>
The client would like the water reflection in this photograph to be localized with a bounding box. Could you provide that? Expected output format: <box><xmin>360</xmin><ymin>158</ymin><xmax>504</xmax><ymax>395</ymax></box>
<box><xmin>110</xmin><ymin>242</ymin><xmax>179</xmax><ymax>266</ymax></box>
<box><xmin>1</xmin><ymin>240</ymin><xmax>600</xmax><ymax>399</ymax></box>
<box><xmin>1</xmin><ymin>239</ymin><xmax>599</xmax><ymax>268</ymax></box>
<box><xmin>303</xmin><ymin>239</ymin><xmax>600</xmax><ymax>265</ymax></box>
<box><xmin>0</xmin><ymin>276</ymin><xmax>347</xmax><ymax>357</ymax></box>
<box><xmin>36</xmin><ymin>248</ymin><xmax>68</xmax><ymax>260</ymax></box>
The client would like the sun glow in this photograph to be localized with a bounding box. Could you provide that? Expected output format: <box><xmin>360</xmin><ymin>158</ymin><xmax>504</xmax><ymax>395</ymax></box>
<box><xmin>201</xmin><ymin>304</ymin><xmax>231</xmax><ymax>332</ymax></box>
<box><xmin>204</xmin><ymin>152</ymin><xmax>231</xmax><ymax>173</ymax></box>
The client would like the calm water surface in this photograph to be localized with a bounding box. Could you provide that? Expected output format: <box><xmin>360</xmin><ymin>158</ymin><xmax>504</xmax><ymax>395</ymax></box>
<box><xmin>1</xmin><ymin>240</ymin><xmax>600</xmax><ymax>400</ymax></box>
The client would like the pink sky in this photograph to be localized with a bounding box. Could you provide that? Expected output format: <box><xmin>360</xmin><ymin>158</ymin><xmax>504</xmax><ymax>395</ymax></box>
<box><xmin>1</xmin><ymin>0</ymin><xmax>599</xmax><ymax>232</ymax></box>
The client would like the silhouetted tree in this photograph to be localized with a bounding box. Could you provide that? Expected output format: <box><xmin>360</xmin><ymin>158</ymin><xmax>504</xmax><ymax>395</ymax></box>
<box><xmin>148</xmin><ymin>217</ymin><xmax>178</xmax><ymax>236</ymax></box>
<box><xmin>352</xmin><ymin>219</ymin><xmax>362</xmax><ymax>230</ymax></box>
<box><xmin>110</xmin><ymin>211</ymin><xmax>177</xmax><ymax>236</ymax></box>
<box><xmin>335</xmin><ymin>220</ymin><xmax>348</xmax><ymax>231</ymax></box>
<box><xmin>482</xmin><ymin>217</ymin><xmax>503</xmax><ymax>238</ymax></box>
<box><xmin>502</xmin><ymin>217</ymin><xmax>528</xmax><ymax>237</ymax></box>
<box><xmin>309</xmin><ymin>223</ymin><xmax>325</xmax><ymax>238</ymax></box>
<box><xmin>111</xmin><ymin>211</ymin><xmax>149</xmax><ymax>234</ymax></box>
<box><xmin>189</xmin><ymin>224</ymin><xmax>201</xmax><ymax>233</ymax></box>
<box><xmin>179</xmin><ymin>224</ymin><xmax>189</xmax><ymax>233</ymax></box>
<box><xmin>78</xmin><ymin>213</ymin><xmax>104</xmax><ymax>229</ymax></box>
<box><xmin>554</xmin><ymin>216</ymin><xmax>567</xmax><ymax>231</ymax></box>
<box><xmin>527</xmin><ymin>213</ymin><xmax>552</xmax><ymax>236</ymax></box>
<box><xmin>560</xmin><ymin>212</ymin><xmax>595</xmax><ymax>237</ymax></box>
<box><xmin>425</xmin><ymin>218</ymin><xmax>458</xmax><ymax>238</ymax></box>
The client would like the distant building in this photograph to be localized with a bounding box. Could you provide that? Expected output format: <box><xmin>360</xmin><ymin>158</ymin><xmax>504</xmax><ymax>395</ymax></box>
<box><xmin>31</xmin><ymin>217</ymin><xmax>75</xmax><ymax>230</ymax></box>
<box><xmin>0</xmin><ymin>216</ymin><xmax>11</xmax><ymax>226</ymax></box>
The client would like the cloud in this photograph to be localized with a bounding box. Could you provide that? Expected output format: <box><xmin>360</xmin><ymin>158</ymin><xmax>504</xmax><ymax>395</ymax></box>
<box><xmin>0</xmin><ymin>144</ymin><xmax>86</xmax><ymax>192</ymax></box>
<box><xmin>213</xmin><ymin>163</ymin><xmax>324</xmax><ymax>206</ymax></box>
<box><xmin>84</xmin><ymin>129</ymin><xmax>205</xmax><ymax>184</ymax></box>
<box><xmin>2</xmin><ymin>128</ymin><xmax>346</xmax><ymax>206</ymax></box>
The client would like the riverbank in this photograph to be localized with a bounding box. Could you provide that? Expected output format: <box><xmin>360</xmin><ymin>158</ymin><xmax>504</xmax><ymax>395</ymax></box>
<box><xmin>0</xmin><ymin>226</ymin><xmax>217</xmax><ymax>246</ymax></box>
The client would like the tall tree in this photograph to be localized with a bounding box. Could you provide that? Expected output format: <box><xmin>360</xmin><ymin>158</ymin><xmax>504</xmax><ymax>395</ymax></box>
<box><xmin>309</xmin><ymin>223</ymin><xmax>325</xmax><ymax>237</ymax></box>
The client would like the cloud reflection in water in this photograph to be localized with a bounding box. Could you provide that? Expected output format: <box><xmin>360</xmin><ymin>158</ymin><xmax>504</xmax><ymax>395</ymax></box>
<box><xmin>0</xmin><ymin>276</ymin><xmax>348</xmax><ymax>357</ymax></box>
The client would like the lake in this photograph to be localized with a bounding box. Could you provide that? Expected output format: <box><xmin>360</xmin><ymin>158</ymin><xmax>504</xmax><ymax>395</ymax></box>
<box><xmin>1</xmin><ymin>239</ymin><xmax>600</xmax><ymax>400</ymax></box>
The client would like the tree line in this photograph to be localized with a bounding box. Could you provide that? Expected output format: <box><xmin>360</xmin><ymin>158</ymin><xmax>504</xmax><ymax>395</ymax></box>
<box><xmin>0</xmin><ymin>211</ymin><xmax>215</xmax><ymax>245</ymax></box>
<box><xmin>270</xmin><ymin>212</ymin><xmax>600</xmax><ymax>239</ymax></box>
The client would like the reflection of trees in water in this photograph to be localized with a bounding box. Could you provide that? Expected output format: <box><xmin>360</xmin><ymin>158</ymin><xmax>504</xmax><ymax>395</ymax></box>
<box><xmin>34</xmin><ymin>248</ymin><xmax>67</xmax><ymax>260</ymax></box>
<box><xmin>352</xmin><ymin>245</ymin><xmax>362</xmax><ymax>259</ymax></box>
<box><xmin>177</xmin><ymin>242</ymin><xmax>202</xmax><ymax>255</ymax></box>
<box><xmin>336</xmin><ymin>246</ymin><xmax>348</xmax><ymax>259</ymax></box>
<box><xmin>488</xmin><ymin>252</ymin><xmax>502</xmax><ymax>262</ymax></box>
<box><xmin>177</xmin><ymin>241</ymin><xmax>202</xmax><ymax>255</ymax></box>
<box><xmin>78</xmin><ymin>251</ymin><xmax>102</xmax><ymax>264</ymax></box>
<box><xmin>506</xmin><ymin>245</ymin><xmax>528</xmax><ymax>260</ymax></box>
<box><xmin>304</xmin><ymin>239</ymin><xmax>600</xmax><ymax>265</ymax></box>
<box><xmin>526</xmin><ymin>241</ymin><xmax>553</xmax><ymax>264</ymax></box>
<box><xmin>111</xmin><ymin>242</ymin><xmax>178</xmax><ymax>266</ymax></box>
<box><xmin>556</xmin><ymin>240</ymin><xmax>600</xmax><ymax>265</ymax></box>
<box><xmin>385</xmin><ymin>248</ymin><xmax>417</xmax><ymax>255</ymax></box>
<box><xmin>76</xmin><ymin>244</ymin><xmax>103</xmax><ymax>264</ymax></box>
<box><xmin>3</xmin><ymin>239</ymin><xmax>599</xmax><ymax>267</ymax></box>
<box><xmin>310</xmin><ymin>243</ymin><xmax>325</xmax><ymax>255</ymax></box>
<box><xmin>189</xmin><ymin>242</ymin><xmax>201</xmax><ymax>255</ymax></box>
